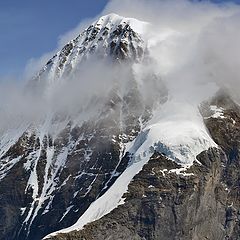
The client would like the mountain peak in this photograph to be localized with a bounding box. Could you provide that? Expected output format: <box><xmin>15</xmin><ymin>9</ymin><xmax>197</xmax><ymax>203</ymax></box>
<box><xmin>93</xmin><ymin>13</ymin><xmax>148</xmax><ymax>35</ymax></box>
<box><xmin>33</xmin><ymin>14</ymin><xmax>148</xmax><ymax>86</ymax></box>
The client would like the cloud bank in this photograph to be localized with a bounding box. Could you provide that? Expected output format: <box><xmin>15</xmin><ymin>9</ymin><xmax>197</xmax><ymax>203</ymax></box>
<box><xmin>1</xmin><ymin>0</ymin><xmax>240</xmax><ymax>133</ymax></box>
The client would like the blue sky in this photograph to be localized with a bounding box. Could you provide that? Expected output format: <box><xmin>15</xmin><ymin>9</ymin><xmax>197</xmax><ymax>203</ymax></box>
<box><xmin>0</xmin><ymin>0</ymin><xmax>108</xmax><ymax>79</ymax></box>
<box><xmin>0</xmin><ymin>0</ymin><xmax>239</xmax><ymax>79</ymax></box>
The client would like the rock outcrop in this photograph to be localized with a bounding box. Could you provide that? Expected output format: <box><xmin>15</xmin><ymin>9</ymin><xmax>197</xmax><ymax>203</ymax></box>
<box><xmin>46</xmin><ymin>94</ymin><xmax>240</xmax><ymax>240</ymax></box>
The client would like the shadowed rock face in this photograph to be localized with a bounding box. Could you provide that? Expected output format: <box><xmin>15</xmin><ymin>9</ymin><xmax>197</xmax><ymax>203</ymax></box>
<box><xmin>47</xmin><ymin>94</ymin><xmax>240</xmax><ymax>240</ymax></box>
<box><xmin>0</xmin><ymin>89</ymin><xmax>155</xmax><ymax>240</ymax></box>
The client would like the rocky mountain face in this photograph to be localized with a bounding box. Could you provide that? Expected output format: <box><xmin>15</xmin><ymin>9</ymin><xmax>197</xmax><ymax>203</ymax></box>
<box><xmin>0</xmin><ymin>13</ymin><xmax>239</xmax><ymax>240</ymax></box>
<box><xmin>0</xmin><ymin>14</ymin><xmax>156</xmax><ymax>240</ymax></box>
<box><xmin>47</xmin><ymin>94</ymin><xmax>240</xmax><ymax>240</ymax></box>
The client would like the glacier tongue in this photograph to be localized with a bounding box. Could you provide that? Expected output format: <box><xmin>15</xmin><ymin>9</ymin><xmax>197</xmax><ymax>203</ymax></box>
<box><xmin>127</xmin><ymin>99</ymin><xmax>217</xmax><ymax>165</ymax></box>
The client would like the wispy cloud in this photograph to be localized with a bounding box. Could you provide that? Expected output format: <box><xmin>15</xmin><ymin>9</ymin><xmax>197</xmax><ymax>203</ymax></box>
<box><xmin>1</xmin><ymin>0</ymin><xmax>240</xmax><ymax>132</ymax></box>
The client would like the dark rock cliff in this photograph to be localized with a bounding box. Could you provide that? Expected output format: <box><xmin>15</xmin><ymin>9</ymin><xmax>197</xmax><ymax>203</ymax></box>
<box><xmin>47</xmin><ymin>94</ymin><xmax>240</xmax><ymax>240</ymax></box>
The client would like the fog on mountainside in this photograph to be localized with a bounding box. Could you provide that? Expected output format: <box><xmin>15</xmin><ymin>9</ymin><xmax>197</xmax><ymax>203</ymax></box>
<box><xmin>1</xmin><ymin>0</ymin><xmax>240</xmax><ymax>132</ymax></box>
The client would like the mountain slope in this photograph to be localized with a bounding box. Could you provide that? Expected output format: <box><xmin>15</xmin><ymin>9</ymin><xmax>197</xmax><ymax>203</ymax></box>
<box><xmin>46</xmin><ymin>94</ymin><xmax>240</xmax><ymax>240</ymax></box>
<box><xmin>0</xmin><ymin>13</ymin><xmax>239</xmax><ymax>240</ymax></box>
<box><xmin>44</xmin><ymin>98</ymin><xmax>218</xmax><ymax>239</ymax></box>
<box><xmin>0</xmin><ymin>14</ymin><xmax>154</xmax><ymax>240</ymax></box>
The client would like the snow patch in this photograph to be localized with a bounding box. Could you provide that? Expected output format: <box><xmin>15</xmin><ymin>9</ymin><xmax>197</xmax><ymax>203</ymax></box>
<box><xmin>208</xmin><ymin>105</ymin><xmax>225</xmax><ymax>119</ymax></box>
<box><xmin>127</xmin><ymin>100</ymin><xmax>217</xmax><ymax>166</ymax></box>
<box><xmin>95</xmin><ymin>13</ymin><xmax>148</xmax><ymax>35</ymax></box>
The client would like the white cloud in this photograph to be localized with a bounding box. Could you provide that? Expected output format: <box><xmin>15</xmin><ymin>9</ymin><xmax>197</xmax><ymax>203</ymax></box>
<box><xmin>2</xmin><ymin>0</ymin><xmax>240</xmax><ymax>132</ymax></box>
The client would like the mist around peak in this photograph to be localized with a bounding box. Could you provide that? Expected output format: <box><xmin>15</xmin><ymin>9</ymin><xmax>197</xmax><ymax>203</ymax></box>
<box><xmin>1</xmin><ymin>0</ymin><xmax>240</xmax><ymax>133</ymax></box>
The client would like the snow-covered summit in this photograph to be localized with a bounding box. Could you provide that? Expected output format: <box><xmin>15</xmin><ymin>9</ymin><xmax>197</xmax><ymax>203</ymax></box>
<box><xmin>93</xmin><ymin>13</ymin><xmax>148</xmax><ymax>35</ymax></box>
<box><xmin>33</xmin><ymin>13</ymin><xmax>148</xmax><ymax>85</ymax></box>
